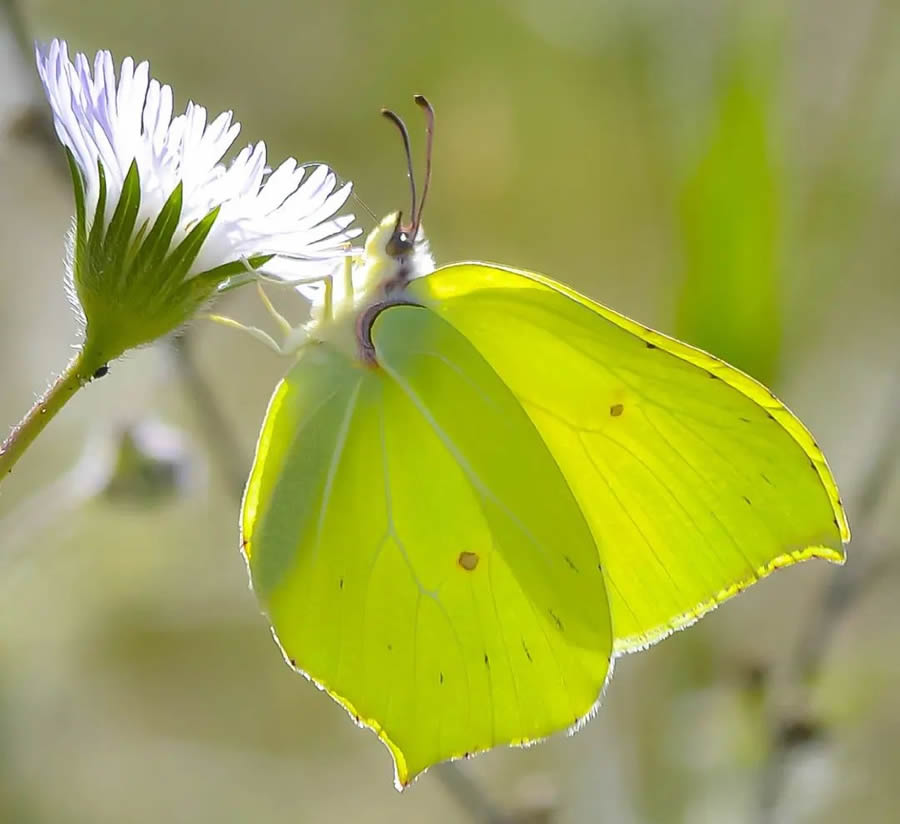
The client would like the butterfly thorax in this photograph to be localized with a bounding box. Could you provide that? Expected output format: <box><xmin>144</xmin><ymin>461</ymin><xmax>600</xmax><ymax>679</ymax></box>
<box><xmin>304</xmin><ymin>212</ymin><xmax>434</xmax><ymax>360</ymax></box>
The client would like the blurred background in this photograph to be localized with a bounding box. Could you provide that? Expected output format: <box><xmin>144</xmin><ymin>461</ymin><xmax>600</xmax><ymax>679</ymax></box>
<box><xmin>1</xmin><ymin>0</ymin><xmax>899</xmax><ymax>822</ymax></box>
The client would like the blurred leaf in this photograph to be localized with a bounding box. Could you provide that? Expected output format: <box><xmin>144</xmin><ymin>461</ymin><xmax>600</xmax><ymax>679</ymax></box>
<box><xmin>676</xmin><ymin>48</ymin><xmax>781</xmax><ymax>384</ymax></box>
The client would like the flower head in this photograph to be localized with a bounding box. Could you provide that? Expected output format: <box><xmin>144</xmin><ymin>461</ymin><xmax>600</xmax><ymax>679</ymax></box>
<box><xmin>35</xmin><ymin>38</ymin><xmax>360</xmax><ymax>364</ymax></box>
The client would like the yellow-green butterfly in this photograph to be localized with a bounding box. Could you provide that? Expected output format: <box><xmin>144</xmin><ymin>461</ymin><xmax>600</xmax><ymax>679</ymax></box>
<box><xmin>240</xmin><ymin>97</ymin><xmax>849</xmax><ymax>788</ymax></box>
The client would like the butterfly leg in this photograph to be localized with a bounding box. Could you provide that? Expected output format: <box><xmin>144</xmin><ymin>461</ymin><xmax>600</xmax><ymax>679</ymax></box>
<box><xmin>201</xmin><ymin>312</ymin><xmax>287</xmax><ymax>354</ymax></box>
<box><xmin>342</xmin><ymin>254</ymin><xmax>354</xmax><ymax>306</ymax></box>
<box><xmin>201</xmin><ymin>277</ymin><xmax>309</xmax><ymax>355</ymax></box>
<box><xmin>256</xmin><ymin>282</ymin><xmax>294</xmax><ymax>337</ymax></box>
<box><xmin>203</xmin><ymin>258</ymin><xmax>352</xmax><ymax>354</ymax></box>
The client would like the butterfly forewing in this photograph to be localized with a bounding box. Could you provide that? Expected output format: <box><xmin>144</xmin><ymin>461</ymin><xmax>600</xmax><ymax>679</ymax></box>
<box><xmin>409</xmin><ymin>263</ymin><xmax>847</xmax><ymax>653</ymax></box>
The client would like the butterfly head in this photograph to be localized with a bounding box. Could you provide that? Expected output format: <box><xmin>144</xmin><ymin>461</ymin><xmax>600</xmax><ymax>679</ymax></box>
<box><xmin>302</xmin><ymin>99</ymin><xmax>436</xmax><ymax>356</ymax></box>
<box><xmin>362</xmin><ymin>210</ymin><xmax>434</xmax><ymax>291</ymax></box>
<box><xmin>360</xmin><ymin>96</ymin><xmax>436</xmax><ymax>293</ymax></box>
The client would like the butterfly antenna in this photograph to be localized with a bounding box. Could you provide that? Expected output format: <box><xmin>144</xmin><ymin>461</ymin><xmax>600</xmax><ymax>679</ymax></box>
<box><xmin>413</xmin><ymin>95</ymin><xmax>435</xmax><ymax>237</ymax></box>
<box><xmin>381</xmin><ymin>107</ymin><xmax>417</xmax><ymax>229</ymax></box>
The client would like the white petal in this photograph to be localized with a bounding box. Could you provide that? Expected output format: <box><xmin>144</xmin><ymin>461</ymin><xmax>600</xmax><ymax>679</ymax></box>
<box><xmin>35</xmin><ymin>38</ymin><xmax>361</xmax><ymax>281</ymax></box>
<box><xmin>255</xmin><ymin>159</ymin><xmax>302</xmax><ymax>214</ymax></box>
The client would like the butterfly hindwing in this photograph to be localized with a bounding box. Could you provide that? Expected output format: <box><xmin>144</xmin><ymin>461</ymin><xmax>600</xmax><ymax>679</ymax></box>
<box><xmin>242</xmin><ymin>304</ymin><xmax>613</xmax><ymax>786</ymax></box>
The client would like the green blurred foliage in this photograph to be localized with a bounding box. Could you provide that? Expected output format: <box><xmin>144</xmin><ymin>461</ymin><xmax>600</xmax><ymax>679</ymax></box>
<box><xmin>677</xmin><ymin>44</ymin><xmax>781</xmax><ymax>383</ymax></box>
<box><xmin>1</xmin><ymin>0</ymin><xmax>900</xmax><ymax>823</ymax></box>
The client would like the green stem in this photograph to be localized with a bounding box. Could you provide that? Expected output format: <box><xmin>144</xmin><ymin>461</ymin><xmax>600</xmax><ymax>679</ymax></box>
<box><xmin>0</xmin><ymin>347</ymin><xmax>104</xmax><ymax>483</ymax></box>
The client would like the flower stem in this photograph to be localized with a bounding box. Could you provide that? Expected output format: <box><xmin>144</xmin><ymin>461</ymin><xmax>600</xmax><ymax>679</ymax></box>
<box><xmin>0</xmin><ymin>349</ymin><xmax>102</xmax><ymax>483</ymax></box>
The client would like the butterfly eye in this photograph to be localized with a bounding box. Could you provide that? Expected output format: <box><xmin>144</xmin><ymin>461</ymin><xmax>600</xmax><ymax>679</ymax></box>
<box><xmin>386</xmin><ymin>228</ymin><xmax>414</xmax><ymax>259</ymax></box>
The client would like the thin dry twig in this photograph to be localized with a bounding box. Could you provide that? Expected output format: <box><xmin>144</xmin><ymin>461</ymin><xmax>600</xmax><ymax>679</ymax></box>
<box><xmin>433</xmin><ymin>762</ymin><xmax>510</xmax><ymax>824</ymax></box>
<box><xmin>0</xmin><ymin>0</ymin><xmax>60</xmax><ymax>157</ymax></box>
<box><xmin>756</xmin><ymin>2</ymin><xmax>900</xmax><ymax>814</ymax></box>
<box><xmin>756</xmin><ymin>376</ymin><xmax>900</xmax><ymax>823</ymax></box>
<box><xmin>168</xmin><ymin>334</ymin><xmax>249</xmax><ymax>499</ymax></box>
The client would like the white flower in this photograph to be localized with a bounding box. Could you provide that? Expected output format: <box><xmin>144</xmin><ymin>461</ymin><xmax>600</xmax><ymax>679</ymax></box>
<box><xmin>34</xmin><ymin>38</ymin><xmax>360</xmax><ymax>364</ymax></box>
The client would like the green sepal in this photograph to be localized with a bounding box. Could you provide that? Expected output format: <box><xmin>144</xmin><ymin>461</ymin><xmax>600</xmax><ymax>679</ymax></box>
<box><xmin>160</xmin><ymin>205</ymin><xmax>220</xmax><ymax>288</ymax></box>
<box><xmin>120</xmin><ymin>218</ymin><xmax>151</xmax><ymax>278</ymax></box>
<box><xmin>104</xmin><ymin>160</ymin><xmax>141</xmax><ymax>276</ymax></box>
<box><xmin>64</xmin><ymin>148</ymin><xmax>87</xmax><ymax>244</ymax></box>
<box><xmin>213</xmin><ymin>255</ymin><xmax>275</xmax><ymax>292</ymax></box>
<box><xmin>64</xmin><ymin>148</ymin><xmax>88</xmax><ymax>283</ymax></box>
<box><xmin>129</xmin><ymin>182</ymin><xmax>183</xmax><ymax>278</ymax></box>
<box><xmin>180</xmin><ymin>257</ymin><xmax>267</xmax><ymax>304</ymax></box>
<box><xmin>86</xmin><ymin>159</ymin><xmax>108</xmax><ymax>285</ymax></box>
<box><xmin>66</xmin><ymin>158</ymin><xmax>271</xmax><ymax>365</ymax></box>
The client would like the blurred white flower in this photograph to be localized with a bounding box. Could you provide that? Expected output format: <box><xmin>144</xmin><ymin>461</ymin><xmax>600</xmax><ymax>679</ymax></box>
<box><xmin>34</xmin><ymin>38</ymin><xmax>360</xmax><ymax>364</ymax></box>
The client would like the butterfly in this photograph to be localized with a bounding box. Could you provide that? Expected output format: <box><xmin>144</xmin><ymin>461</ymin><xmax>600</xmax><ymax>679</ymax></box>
<box><xmin>238</xmin><ymin>96</ymin><xmax>849</xmax><ymax>788</ymax></box>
